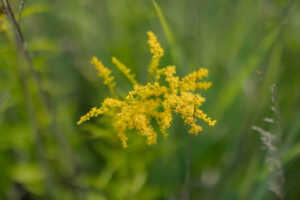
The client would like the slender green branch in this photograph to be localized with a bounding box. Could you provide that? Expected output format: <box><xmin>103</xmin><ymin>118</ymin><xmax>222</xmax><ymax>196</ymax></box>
<box><xmin>182</xmin><ymin>133</ymin><xmax>193</xmax><ymax>200</ymax></box>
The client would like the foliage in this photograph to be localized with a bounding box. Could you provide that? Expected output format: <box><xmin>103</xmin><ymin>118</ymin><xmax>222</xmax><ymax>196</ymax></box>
<box><xmin>0</xmin><ymin>0</ymin><xmax>300</xmax><ymax>199</ymax></box>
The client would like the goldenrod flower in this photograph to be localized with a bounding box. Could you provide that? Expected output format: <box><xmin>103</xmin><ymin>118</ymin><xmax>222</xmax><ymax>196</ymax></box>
<box><xmin>77</xmin><ymin>98</ymin><xmax>125</xmax><ymax>125</ymax></box>
<box><xmin>112</xmin><ymin>57</ymin><xmax>138</xmax><ymax>85</ymax></box>
<box><xmin>180</xmin><ymin>68</ymin><xmax>212</xmax><ymax>92</ymax></box>
<box><xmin>91</xmin><ymin>56</ymin><xmax>116</xmax><ymax>97</ymax></box>
<box><xmin>147</xmin><ymin>31</ymin><xmax>164</xmax><ymax>77</ymax></box>
<box><xmin>78</xmin><ymin>32</ymin><xmax>216</xmax><ymax>148</ymax></box>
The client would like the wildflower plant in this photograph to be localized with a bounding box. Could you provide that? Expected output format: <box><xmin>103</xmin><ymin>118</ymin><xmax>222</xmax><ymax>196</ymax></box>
<box><xmin>77</xmin><ymin>31</ymin><xmax>216</xmax><ymax>148</ymax></box>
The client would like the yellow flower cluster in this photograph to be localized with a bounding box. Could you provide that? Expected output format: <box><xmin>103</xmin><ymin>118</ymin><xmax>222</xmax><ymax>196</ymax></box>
<box><xmin>147</xmin><ymin>31</ymin><xmax>164</xmax><ymax>76</ymax></box>
<box><xmin>112</xmin><ymin>57</ymin><xmax>137</xmax><ymax>85</ymax></box>
<box><xmin>78</xmin><ymin>32</ymin><xmax>216</xmax><ymax>148</ymax></box>
<box><xmin>155</xmin><ymin>66</ymin><xmax>216</xmax><ymax>135</ymax></box>
<box><xmin>91</xmin><ymin>57</ymin><xmax>116</xmax><ymax>97</ymax></box>
<box><xmin>77</xmin><ymin>98</ymin><xmax>125</xmax><ymax>125</ymax></box>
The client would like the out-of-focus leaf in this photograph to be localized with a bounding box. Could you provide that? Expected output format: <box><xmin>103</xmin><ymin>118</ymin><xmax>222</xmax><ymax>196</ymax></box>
<box><xmin>10</xmin><ymin>163</ymin><xmax>44</xmax><ymax>195</ymax></box>
<box><xmin>29</xmin><ymin>38</ymin><xmax>59</xmax><ymax>53</ymax></box>
<box><xmin>284</xmin><ymin>142</ymin><xmax>300</xmax><ymax>164</ymax></box>
<box><xmin>130</xmin><ymin>171</ymin><xmax>147</xmax><ymax>195</ymax></box>
<box><xmin>87</xmin><ymin>193</ymin><xmax>107</xmax><ymax>200</ymax></box>
<box><xmin>21</xmin><ymin>4</ymin><xmax>48</xmax><ymax>18</ymax></box>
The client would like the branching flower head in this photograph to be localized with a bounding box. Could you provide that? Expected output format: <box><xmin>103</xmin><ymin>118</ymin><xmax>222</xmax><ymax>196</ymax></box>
<box><xmin>147</xmin><ymin>31</ymin><xmax>164</xmax><ymax>76</ymax></box>
<box><xmin>91</xmin><ymin>56</ymin><xmax>117</xmax><ymax>97</ymax></box>
<box><xmin>78</xmin><ymin>32</ymin><xmax>216</xmax><ymax>148</ymax></box>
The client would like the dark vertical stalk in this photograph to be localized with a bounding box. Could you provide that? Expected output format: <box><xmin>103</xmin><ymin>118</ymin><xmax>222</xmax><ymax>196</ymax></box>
<box><xmin>17</xmin><ymin>0</ymin><xmax>25</xmax><ymax>23</ymax></box>
<box><xmin>1</xmin><ymin>0</ymin><xmax>75</xmax><ymax>175</ymax></box>
<box><xmin>182</xmin><ymin>93</ymin><xmax>197</xmax><ymax>200</ymax></box>
<box><xmin>0</xmin><ymin>1</ymin><xmax>55</xmax><ymax>198</ymax></box>
<box><xmin>182</xmin><ymin>134</ymin><xmax>193</xmax><ymax>200</ymax></box>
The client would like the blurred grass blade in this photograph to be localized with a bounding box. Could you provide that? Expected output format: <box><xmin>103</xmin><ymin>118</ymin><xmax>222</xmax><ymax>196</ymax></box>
<box><xmin>152</xmin><ymin>0</ymin><xmax>179</xmax><ymax>65</ymax></box>
<box><xmin>258</xmin><ymin>42</ymin><xmax>282</xmax><ymax>108</ymax></box>
<box><xmin>152</xmin><ymin>0</ymin><xmax>174</xmax><ymax>45</ymax></box>
<box><xmin>22</xmin><ymin>4</ymin><xmax>48</xmax><ymax>18</ymax></box>
<box><xmin>212</xmin><ymin>0</ymin><xmax>294</xmax><ymax>118</ymax></box>
<box><xmin>213</xmin><ymin>30</ymin><xmax>277</xmax><ymax>118</ymax></box>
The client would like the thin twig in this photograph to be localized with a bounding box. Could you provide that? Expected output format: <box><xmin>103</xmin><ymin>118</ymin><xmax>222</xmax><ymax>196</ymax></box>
<box><xmin>182</xmin><ymin>133</ymin><xmax>192</xmax><ymax>200</ymax></box>
<box><xmin>17</xmin><ymin>0</ymin><xmax>25</xmax><ymax>24</ymax></box>
<box><xmin>2</xmin><ymin>0</ymin><xmax>76</xmax><ymax>174</ymax></box>
<box><xmin>181</xmin><ymin>88</ymin><xmax>197</xmax><ymax>200</ymax></box>
<box><xmin>0</xmin><ymin>0</ymin><xmax>55</xmax><ymax>198</ymax></box>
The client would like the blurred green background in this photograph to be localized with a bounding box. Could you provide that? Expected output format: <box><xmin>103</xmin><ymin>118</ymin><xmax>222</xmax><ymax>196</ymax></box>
<box><xmin>0</xmin><ymin>0</ymin><xmax>300</xmax><ymax>199</ymax></box>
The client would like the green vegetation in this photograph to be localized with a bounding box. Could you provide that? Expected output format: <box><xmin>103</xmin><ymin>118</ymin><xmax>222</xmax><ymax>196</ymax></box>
<box><xmin>0</xmin><ymin>0</ymin><xmax>299</xmax><ymax>199</ymax></box>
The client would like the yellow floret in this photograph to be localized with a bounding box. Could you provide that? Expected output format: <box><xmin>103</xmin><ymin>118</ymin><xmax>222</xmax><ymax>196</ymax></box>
<box><xmin>77</xmin><ymin>98</ymin><xmax>125</xmax><ymax>125</ymax></box>
<box><xmin>147</xmin><ymin>31</ymin><xmax>164</xmax><ymax>76</ymax></box>
<box><xmin>91</xmin><ymin>56</ymin><xmax>116</xmax><ymax>97</ymax></box>
<box><xmin>112</xmin><ymin>57</ymin><xmax>138</xmax><ymax>86</ymax></box>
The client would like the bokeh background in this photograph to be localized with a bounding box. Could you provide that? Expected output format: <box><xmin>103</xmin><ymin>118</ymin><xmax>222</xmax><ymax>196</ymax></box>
<box><xmin>0</xmin><ymin>0</ymin><xmax>300</xmax><ymax>199</ymax></box>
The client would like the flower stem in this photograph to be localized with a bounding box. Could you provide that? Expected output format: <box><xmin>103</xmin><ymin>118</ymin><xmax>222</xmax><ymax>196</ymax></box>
<box><xmin>182</xmin><ymin>133</ymin><xmax>192</xmax><ymax>200</ymax></box>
